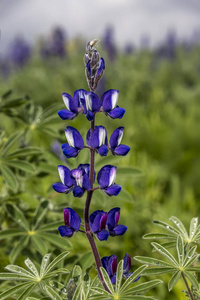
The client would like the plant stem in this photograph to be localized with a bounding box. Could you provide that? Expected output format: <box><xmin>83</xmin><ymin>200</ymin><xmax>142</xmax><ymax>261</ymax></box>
<box><xmin>84</xmin><ymin>115</ymin><xmax>111</xmax><ymax>293</ymax></box>
<box><xmin>182</xmin><ymin>272</ymin><xmax>194</xmax><ymax>300</ymax></box>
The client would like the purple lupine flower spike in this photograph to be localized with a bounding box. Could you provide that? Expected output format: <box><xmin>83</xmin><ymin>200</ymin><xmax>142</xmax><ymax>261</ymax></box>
<box><xmin>52</xmin><ymin>165</ymin><xmax>73</xmax><ymax>193</ymax></box>
<box><xmin>109</xmin><ymin>127</ymin><xmax>130</xmax><ymax>156</ymax></box>
<box><xmin>101</xmin><ymin>89</ymin><xmax>125</xmax><ymax>119</ymax></box>
<box><xmin>97</xmin><ymin>165</ymin><xmax>121</xmax><ymax>196</ymax></box>
<box><xmin>107</xmin><ymin>208</ymin><xmax>127</xmax><ymax>236</ymax></box>
<box><xmin>87</xmin><ymin>126</ymin><xmax>108</xmax><ymax>156</ymax></box>
<box><xmin>58</xmin><ymin>89</ymin><xmax>86</xmax><ymax>120</ymax></box>
<box><xmin>89</xmin><ymin>210</ymin><xmax>109</xmax><ymax>241</ymax></box>
<box><xmin>62</xmin><ymin>126</ymin><xmax>84</xmax><ymax>158</ymax></box>
<box><xmin>58</xmin><ymin>207</ymin><xmax>81</xmax><ymax>238</ymax></box>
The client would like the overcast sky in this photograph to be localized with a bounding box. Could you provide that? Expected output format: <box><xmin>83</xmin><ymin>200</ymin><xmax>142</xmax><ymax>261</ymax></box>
<box><xmin>1</xmin><ymin>0</ymin><xmax>200</xmax><ymax>54</ymax></box>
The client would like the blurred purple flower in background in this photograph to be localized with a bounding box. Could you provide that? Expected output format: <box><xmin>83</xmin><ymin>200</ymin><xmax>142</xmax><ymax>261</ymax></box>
<box><xmin>102</xmin><ymin>25</ymin><xmax>117</xmax><ymax>62</ymax></box>
<box><xmin>8</xmin><ymin>37</ymin><xmax>31</xmax><ymax>68</ymax></box>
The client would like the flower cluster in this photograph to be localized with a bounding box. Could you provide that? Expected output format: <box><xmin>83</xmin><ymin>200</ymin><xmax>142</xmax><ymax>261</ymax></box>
<box><xmin>52</xmin><ymin>40</ymin><xmax>137</xmax><ymax>291</ymax></box>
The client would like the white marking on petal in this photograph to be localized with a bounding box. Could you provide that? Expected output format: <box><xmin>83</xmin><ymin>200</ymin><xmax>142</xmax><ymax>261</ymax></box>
<box><xmin>63</xmin><ymin>95</ymin><xmax>71</xmax><ymax>111</ymax></box>
<box><xmin>65</xmin><ymin>130</ymin><xmax>74</xmax><ymax>147</ymax></box>
<box><xmin>72</xmin><ymin>170</ymin><xmax>83</xmax><ymax>187</ymax></box>
<box><xmin>117</xmin><ymin>129</ymin><xmax>124</xmax><ymax>146</ymax></box>
<box><xmin>109</xmin><ymin>167</ymin><xmax>116</xmax><ymax>186</ymax></box>
<box><xmin>85</xmin><ymin>94</ymin><xmax>92</xmax><ymax>110</ymax></box>
<box><xmin>58</xmin><ymin>166</ymin><xmax>65</xmax><ymax>185</ymax></box>
<box><xmin>111</xmin><ymin>91</ymin><xmax>119</xmax><ymax>109</ymax></box>
<box><xmin>99</xmin><ymin>127</ymin><xmax>106</xmax><ymax>146</ymax></box>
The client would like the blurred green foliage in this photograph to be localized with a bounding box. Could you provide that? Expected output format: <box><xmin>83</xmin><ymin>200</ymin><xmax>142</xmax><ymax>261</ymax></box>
<box><xmin>0</xmin><ymin>42</ymin><xmax>200</xmax><ymax>299</ymax></box>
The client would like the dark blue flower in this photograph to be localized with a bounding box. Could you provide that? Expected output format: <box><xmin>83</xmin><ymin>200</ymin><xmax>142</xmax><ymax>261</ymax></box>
<box><xmin>81</xmin><ymin>91</ymin><xmax>101</xmax><ymax>121</ymax></box>
<box><xmin>97</xmin><ymin>165</ymin><xmax>121</xmax><ymax>196</ymax></box>
<box><xmin>62</xmin><ymin>126</ymin><xmax>84</xmax><ymax>158</ymax></box>
<box><xmin>89</xmin><ymin>207</ymin><xmax>127</xmax><ymax>241</ymax></box>
<box><xmin>58</xmin><ymin>207</ymin><xmax>81</xmax><ymax>238</ymax></box>
<box><xmin>52</xmin><ymin>165</ymin><xmax>73</xmax><ymax>193</ymax></box>
<box><xmin>58</xmin><ymin>89</ymin><xmax>86</xmax><ymax>120</ymax></box>
<box><xmin>87</xmin><ymin>126</ymin><xmax>108</xmax><ymax>156</ymax></box>
<box><xmin>101</xmin><ymin>253</ymin><xmax>139</xmax><ymax>284</ymax></box>
<box><xmin>78</xmin><ymin>163</ymin><xmax>95</xmax><ymax>183</ymax></box>
<box><xmin>109</xmin><ymin>127</ymin><xmax>130</xmax><ymax>156</ymax></box>
<box><xmin>102</xmin><ymin>89</ymin><xmax>125</xmax><ymax>119</ymax></box>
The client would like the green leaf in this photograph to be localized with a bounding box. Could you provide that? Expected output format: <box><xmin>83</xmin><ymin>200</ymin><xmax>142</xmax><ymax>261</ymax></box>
<box><xmin>169</xmin><ymin>216</ymin><xmax>189</xmax><ymax>239</ymax></box>
<box><xmin>120</xmin><ymin>265</ymin><xmax>147</xmax><ymax>293</ymax></box>
<box><xmin>72</xmin><ymin>282</ymin><xmax>83</xmax><ymax>300</ymax></box>
<box><xmin>37</xmin><ymin>163</ymin><xmax>57</xmax><ymax>174</ymax></box>
<box><xmin>142</xmin><ymin>267</ymin><xmax>178</xmax><ymax>276</ymax></box>
<box><xmin>134</xmin><ymin>256</ymin><xmax>173</xmax><ymax>267</ymax></box>
<box><xmin>43</xmin><ymin>268</ymin><xmax>70</xmax><ymax>279</ymax></box>
<box><xmin>176</xmin><ymin>236</ymin><xmax>184</xmax><ymax>265</ymax></box>
<box><xmin>32</xmin><ymin>200</ymin><xmax>49</xmax><ymax>230</ymax></box>
<box><xmin>153</xmin><ymin>220</ymin><xmax>180</xmax><ymax>235</ymax></box>
<box><xmin>117</xmin><ymin>167</ymin><xmax>143</xmax><ymax>177</ymax></box>
<box><xmin>183</xmin><ymin>254</ymin><xmax>198</xmax><ymax>269</ymax></box>
<box><xmin>99</xmin><ymin>267</ymin><xmax>115</xmax><ymax>294</ymax></box>
<box><xmin>4</xmin><ymin>160</ymin><xmax>36</xmax><ymax>173</ymax></box>
<box><xmin>40</xmin><ymin>254</ymin><xmax>51</xmax><ymax>278</ymax></box>
<box><xmin>0</xmin><ymin>89</ymin><xmax>12</xmax><ymax>100</ymax></box>
<box><xmin>121</xmin><ymin>296</ymin><xmax>157</xmax><ymax>300</ymax></box>
<box><xmin>123</xmin><ymin>279</ymin><xmax>163</xmax><ymax>296</ymax></box>
<box><xmin>185</xmin><ymin>272</ymin><xmax>199</xmax><ymax>291</ymax></box>
<box><xmin>116</xmin><ymin>259</ymin><xmax>123</xmax><ymax>293</ymax></box>
<box><xmin>1</xmin><ymin>131</ymin><xmax>23</xmax><ymax>154</ymax></box>
<box><xmin>6</xmin><ymin>147</ymin><xmax>41</xmax><ymax>159</ymax></box>
<box><xmin>1</xmin><ymin>165</ymin><xmax>18</xmax><ymax>191</ymax></box>
<box><xmin>72</xmin><ymin>265</ymin><xmax>82</xmax><ymax>278</ymax></box>
<box><xmin>168</xmin><ymin>271</ymin><xmax>181</xmax><ymax>291</ymax></box>
<box><xmin>116</xmin><ymin>188</ymin><xmax>134</xmax><ymax>203</ymax></box>
<box><xmin>189</xmin><ymin>218</ymin><xmax>199</xmax><ymax>239</ymax></box>
<box><xmin>44</xmin><ymin>284</ymin><xmax>63</xmax><ymax>300</ymax></box>
<box><xmin>17</xmin><ymin>282</ymin><xmax>36</xmax><ymax>300</ymax></box>
<box><xmin>95</xmin><ymin>155</ymin><xmax>123</xmax><ymax>168</ymax></box>
<box><xmin>9</xmin><ymin>235</ymin><xmax>30</xmax><ymax>263</ymax></box>
<box><xmin>0</xmin><ymin>281</ymin><xmax>32</xmax><ymax>300</ymax></box>
<box><xmin>5</xmin><ymin>264</ymin><xmax>34</xmax><ymax>278</ymax></box>
<box><xmin>37</xmin><ymin>221</ymin><xmax>63</xmax><ymax>232</ymax></box>
<box><xmin>44</xmin><ymin>251</ymin><xmax>69</xmax><ymax>274</ymax></box>
<box><xmin>24</xmin><ymin>258</ymin><xmax>39</xmax><ymax>278</ymax></box>
<box><xmin>0</xmin><ymin>273</ymin><xmax>32</xmax><ymax>280</ymax></box>
<box><xmin>151</xmin><ymin>242</ymin><xmax>178</xmax><ymax>266</ymax></box>
<box><xmin>31</xmin><ymin>235</ymin><xmax>48</xmax><ymax>256</ymax></box>
<box><xmin>186</xmin><ymin>266</ymin><xmax>200</xmax><ymax>272</ymax></box>
<box><xmin>77</xmin><ymin>252</ymin><xmax>94</xmax><ymax>271</ymax></box>
<box><xmin>5</xmin><ymin>203</ymin><xmax>29</xmax><ymax>230</ymax></box>
<box><xmin>40</xmin><ymin>127</ymin><xmax>58</xmax><ymax>137</ymax></box>
<box><xmin>37</xmin><ymin>232</ymin><xmax>71</xmax><ymax>249</ymax></box>
<box><xmin>0</xmin><ymin>229</ymin><xmax>25</xmax><ymax>240</ymax></box>
<box><xmin>143</xmin><ymin>233</ymin><xmax>176</xmax><ymax>239</ymax></box>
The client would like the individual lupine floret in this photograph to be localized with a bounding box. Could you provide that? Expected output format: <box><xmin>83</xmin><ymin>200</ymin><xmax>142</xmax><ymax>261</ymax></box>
<box><xmin>52</xmin><ymin>164</ymin><xmax>91</xmax><ymax>197</ymax></box>
<box><xmin>58</xmin><ymin>207</ymin><xmax>81</xmax><ymax>238</ymax></box>
<box><xmin>81</xmin><ymin>92</ymin><xmax>101</xmax><ymax>121</ymax></box>
<box><xmin>102</xmin><ymin>89</ymin><xmax>125</xmax><ymax>119</ymax></box>
<box><xmin>86</xmin><ymin>125</ymin><xmax>108</xmax><ymax>156</ymax></box>
<box><xmin>97</xmin><ymin>165</ymin><xmax>121</xmax><ymax>196</ymax></box>
<box><xmin>58</xmin><ymin>89</ymin><xmax>86</xmax><ymax>120</ymax></box>
<box><xmin>101</xmin><ymin>253</ymin><xmax>138</xmax><ymax>284</ymax></box>
<box><xmin>109</xmin><ymin>127</ymin><xmax>130</xmax><ymax>156</ymax></box>
<box><xmin>89</xmin><ymin>207</ymin><xmax>127</xmax><ymax>241</ymax></box>
<box><xmin>62</xmin><ymin>126</ymin><xmax>84</xmax><ymax>158</ymax></box>
<box><xmin>78</xmin><ymin>163</ymin><xmax>95</xmax><ymax>183</ymax></box>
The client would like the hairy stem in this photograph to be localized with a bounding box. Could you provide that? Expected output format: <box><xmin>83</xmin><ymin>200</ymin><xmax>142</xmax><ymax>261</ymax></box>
<box><xmin>84</xmin><ymin>115</ymin><xmax>110</xmax><ymax>293</ymax></box>
<box><xmin>182</xmin><ymin>272</ymin><xmax>194</xmax><ymax>300</ymax></box>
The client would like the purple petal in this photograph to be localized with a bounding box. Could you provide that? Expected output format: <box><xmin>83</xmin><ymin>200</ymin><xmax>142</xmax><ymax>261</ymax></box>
<box><xmin>123</xmin><ymin>253</ymin><xmax>131</xmax><ymax>274</ymax></box>
<box><xmin>97</xmin><ymin>165</ymin><xmax>117</xmax><ymax>188</ymax></box>
<box><xmin>73</xmin><ymin>186</ymin><xmax>85</xmax><ymax>197</ymax></box>
<box><xmin>86</xmin><ymin>110</ymin><xmax>94</xmax><ymax>121</ymax></box>
<box><xmin>96</xmin><ymin>230</ymin><xmax>109</xmax><ymax>241</ymax></box>
<box><xmin>58</xmin><ymin>165</ymin><xmax>72</xmax><ymax>187</ymax></box>
<box><xmin>73</xmin><ymin>89</ymin><xmax>86</xmax><ymax>108</ymax></box>
<box><xmin>82</xmin><ymin>173</ymin><xmax>91</xmax><ymax>191</ymax></box>
<box><xmin>109</xmin><ymin>225</ymin><xmax>127</xmax><ymax>236</ymax></box>
<box><xmin>86</xmin><ymin>60</ymin><xmax>91</xmax><ymax>75</ymax></box>
<box><xmin>89</xmin><ymin>210</ymin><xmax>105</xmax><ymax>232</ymax></box>
<box><xmin>101</xmin><ymin>256</ymin><xmax>110</xmax><ymax>270</ymax></box>
<box><xmin>104</xmin><ymin>184</ymin><xmax>122</xmax><ymax>196</ymax></box>
<box><xmin>102</xmin><ymin>89</ymin><xmax>119</xmax><ymax>112</ymax></box>
<box><xmin>52</xmin><ymin>182</ymin><xmax>71</xmax><ymax>193</ymax></box>
<box><xmin>63</xmin><ymin>207</ymin><xmax>81</xmax><ymax>231</ymax></box>
<box><xmin>87</xmin><ymin>126</ymin><xmax>107</xmax><ymax>149</ymax></box>
<box><xmin>110</xmin><ymin>274</ymin><xmax>117</xmax><ymax>284</ymax></box>
<box><xmin>107</xmin><ymin>255</ymin><xmax>117</xmax><ymax>277</ymax></box>
<box><xmin>62</xmin><ymin>93</ymin><xmax>77</xmax><ymax>113</ymax></box>
<box><xmin>107</xmin><ymin>207</ymin><xmax>120</xmax><ymax>230</ymax></box>
<box><xmin>113</xmin><ymin>145</ymin><xmax>130</xmax><ymax>156</ymax></box>
<box><xmin>109</xmin><ymin>127</ymin><xmax>124</xmax><ymax>149</ymax></box>
<box><xmin>58</xmin><ymin>225</ymin><xmax>74</xmax><ymax>237</ymax></box>
<box><xmin>107</xmin><ymin>107</ymin><xmax>125</xmax><ymax>119</ymax></box>
<box><xmin>65</xmin><ymin>126</ymin><xmax>84</xmax><ymax>149</ymax></box>
<box><xmin>58</xmin><ymin>109</ymin><xmax>76</xmax><ymax>120</ymax></box>
<box><xmin>62</xmin><ymin>145</ymin><xmax>79</xmax><ymax>158</ymax></box>
<box><xmin>98</xmin><ymin>145</ymin><xmax>108</xmax><ymax>156</ymax></box>
<box><xmin>85</xmin><ymin>92</ymin><xmax>101</xmax><ymax>112</ymax></box>
<box><xmin>97</xmin><ymin>57</ymin><xmax>105</xmax><ymax>76</ymax></box>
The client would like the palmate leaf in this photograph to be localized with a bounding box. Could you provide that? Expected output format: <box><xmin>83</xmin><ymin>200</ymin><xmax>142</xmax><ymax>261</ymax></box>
<box><xmin>176</xmin><ymin>235</ymin><xmax>184</xmax><ymax>265</ymax></box>
<box><xmin>0</xmin><ymin>228</ymin><xmax>25</xmax><ymax>240</ymax></box>
<box><xmin>44</xmin><ymin>251</ymin><xmax>69</xmax><ymax>275</ymax></box>
<box><xmin>44</xmin><ymin>284</ymin><xmax>63</xmax><ymax>300</ymax></box>
<box><xmin>120</xmin><ymin>265</ymin><xmax>148</xmax><ymax>293</ymax></box>
<box><xmin>169</xmin><ymin>216</ymin><xmax>189</xmax><ymax>239</ymax></box>
<box><xmin>0</xmin><ymin>281</ymin><xmax>33</xmax><ymax>300</ymax></box>
<box><xmin>31</xmin><ymin>235</ymin><xmax>48</xmax><ymax>256</ymax></box>
<box><xmin>36</xmin><ymin>232</ymin><xmax>72</xmax><ymax>249</ymax></box>
<box><xmin>189</xmin><ymin>217</ymin><xmax>199</xmax><ymax>239</ymax></box>
<box><xmin>168</xmin><ymin>271</ymin><xmax>181</xmax><ymax>291</ymax></box>
<box><xmin>116</xmin><ymin>260</ymin><xmax>124</xmax><ymax>294</ymax></box>
<box><xmin>32</xmin><ymin>200</ymin><xmax>49</xmax><ymax>230</ymax></box>
<box><xmin>5</xmin><ymin>264</ymin><xmax>34</xmax><ymax>278</ymax></box>
<box><xmin>6</xmin><ymin>147</ymin><xmax>41</xmax><ymax>159</ymax></box>
<box><xmin>142</xmin><ymin>267</ymin><xmax>178</xmax><ymax>276</ymax></box>
<box><xmin>151</xmin><ymin>242</ymin><xmax>178</xmax><ymax>266</ymax></box>
<box><xmin>37</xmin><ymin>220</ymin><xmax>64</xmax><ymax>232</ymax></box>
<box><xmin>99</xmin><ymin>266</ymin><xmax>115</xmax><ymax>294</ymax></box>
<box><xmin>17</xmin><ymin>282</ymin><xmax>37</xmax><ymax>300</ymax></box>
<box><xmin>143</xmin><ymin>233</ymin><xmax>176</xmax><ymax>240</ymax></box>
<box><xmin>1</xmin><ymin>131</ymin><xmax>24</xmax><ymax>155</ymax></box>
<box><xmin>134</xmin><ymin>256</ymin><xmax>173</xmax><ymax>267</ymax></box>
<box><xmin>40</xmin><ymin>254</ymin><xmax>51</xmax><ymax>278</ymax></box>
<box><xmin>122</xmin><ymin>280</ymin><xmax>162</xmax><ymax>296</ymax></box>
<box><xmin>152</xmin><ymin>220</ymin><xmax>180</xmax><ymax>236</ymax></box>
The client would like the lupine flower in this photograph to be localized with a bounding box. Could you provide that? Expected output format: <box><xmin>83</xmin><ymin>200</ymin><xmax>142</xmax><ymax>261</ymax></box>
<box><xmin>102</xmin><ymin>89</ymin><xmax>125</xmax><ymax>119</ymax></box>
<box><xmin>87</xmin><ymin>126</ymin><xmax>108</xmax><ymax>156</ymax></box>
<box><xmin>62</xmin><ymin>126</ymin><xmax>84</xmax><ymax>158</ymax></box>
<box><xmin>102</xmin><ymin>26</ymin><xmax>117</xmax><ymax>62</ymax></box>
<box><xmin>109</xmin><ymin>127</ymin><xmax>130</xmax><ymax>156</ymax></box>
<box><xmin>52</xmin><ymin>164</ymin><xmax>91</xmax><ymax>197</ymax></box>
<box><xmin>58</xmin><ymin>207</ymin><xmax>81</xmax><ymax>238</ymax></box>
<box><xmin>81</xmin><ymin>92</ymin><xmax>101</xmax><ymax>121</ymax></box>
<box><xmin>9</xmin><ymin>37</ymin><xmax>31</xmax><ymax>68</ymax></box>
<box><xmin>58</xmin><ymin>89</ymin><xmax>86</xmax><ymax>120</ymax></box>
<box><xmin>78</xmin><ymin>163</ymin><xmax>95</xmax><ymax>183</ymax></box>
<box><xmin>89</xmin><ymin>207</ymin><xmax>127</xmax><ymax>241</ymax></box>
<box><xmin>97</xmin><ymin>165</ymin><xmax>121</xmax><ymax>196</ymax></box>
<box><xmin>101</xmin><ymin>253</ymin><xmax>138</xmax><ymax>284</ymax></box>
